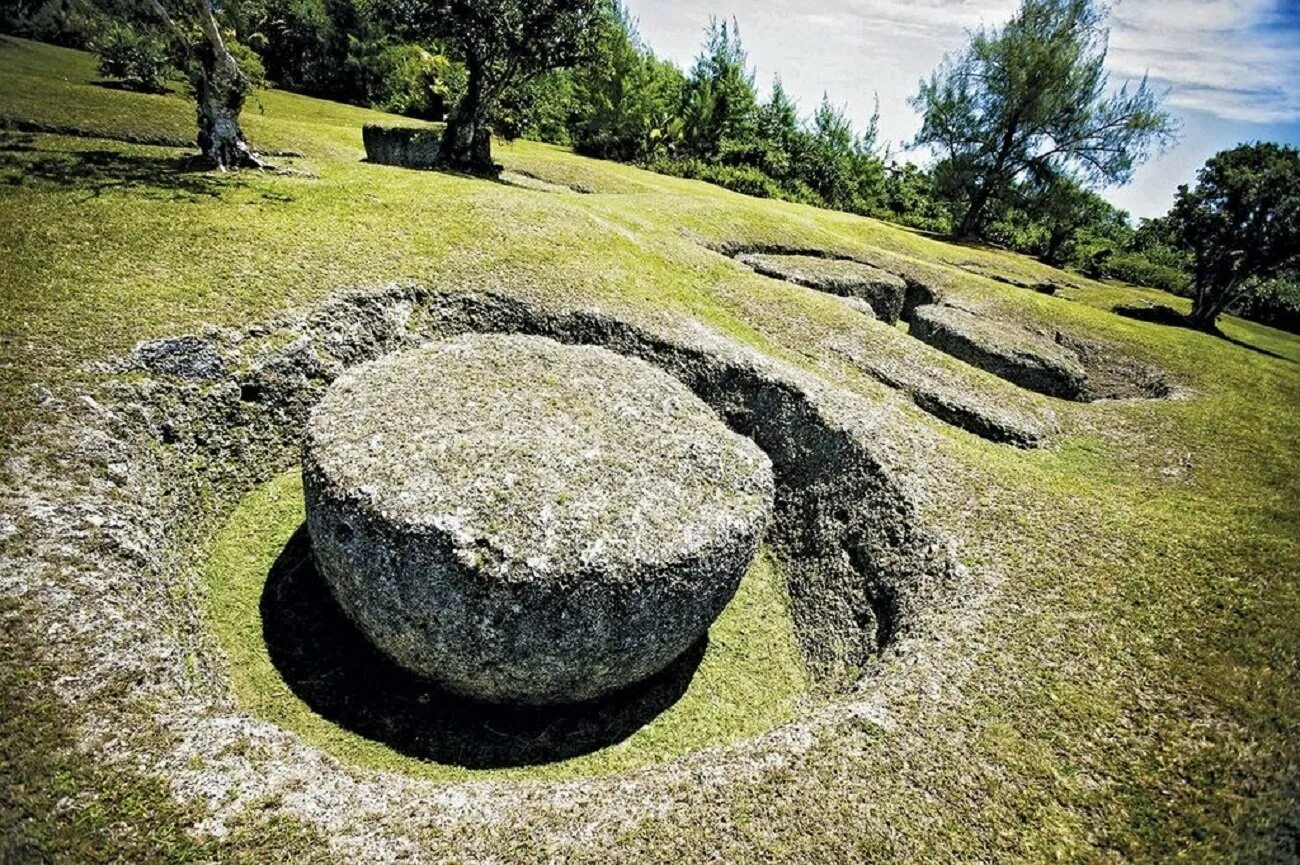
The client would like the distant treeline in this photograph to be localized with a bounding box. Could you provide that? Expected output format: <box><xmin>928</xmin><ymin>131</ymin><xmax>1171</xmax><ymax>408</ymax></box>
<box><xmin>5</xmin><ymin>0</ymin><xmax>1296</xmax><ymax>329</ymax></box>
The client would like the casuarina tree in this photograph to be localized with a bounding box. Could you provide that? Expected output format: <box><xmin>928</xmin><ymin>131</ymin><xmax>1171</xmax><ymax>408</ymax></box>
<box><xmin>911</xmin><ymin>0</ymin><xmax>1173</xmax><ymax>237</ymax></box>
<box><xmin>680</xmin><ymin>18</ymin><xmax>759</xmax><ymax>162</ymax></box>
<box><xmin>1169</xmin><ymin>142</ymin><xmax>1300</xmax><ymax>332</ymax></box>
<box><xmin>375</xmin><ymin>0</ymin><xmax>606</xmax><ymax>174</ymax></box>
<box><xmin>568</xmin><ymin>2</ymin><xmax>686</xmax><ymax>162</ymax></box>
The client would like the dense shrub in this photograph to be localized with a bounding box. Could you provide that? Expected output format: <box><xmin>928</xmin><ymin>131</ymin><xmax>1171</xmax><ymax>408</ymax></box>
<box><xmin>94</xmin><ymin>23</ymin><xmax>174</xmax><ymax>92</ymax></box>
<box><xmin>244</xmin><ymin>0</ymin><xmax>333</xmax><ymax>90</ymax></box>
<box><xmin>1</xmin><ymin>0</ymin><xmax>100</xmax><ymax>47</ymax></box>
<box><xmin>357</xmin><ymin>43</ymin><xmax>461</xmax><ymax>120</ymax></box>
<box><xmin>226</xmin><ymin>38</ymin><xmax>268</xmax><ymax>90</ymax></box>
<box><xmin>495</xmin><ymin>72</ymin><xmax>573</xmax><ymax>144</ymax></box>
<box><xmin>1098</xmin><ymin>251</ymin><xmax>1191</xmax><ymax>293</ymax></box>
<box><xmin>568</xmin><ymin>5</ymin><xmax>686</xmax><ymax>162</ymax></box>
<box><xmin>649</xmin><ymin>158</ymin><xmax>787</xmax><ymax>200</ymax></box>
<box><xmin>1230</xmin><ymin>275</ymin><xmax>1300</xmax><ymax>331</ymax></box>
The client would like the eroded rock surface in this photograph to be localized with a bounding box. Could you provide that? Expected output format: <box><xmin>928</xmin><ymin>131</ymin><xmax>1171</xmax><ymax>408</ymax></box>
<box><xmin>909</xmin><ymin>304</ymin><xmax>1088</xmax><ymax>400</ymax></box>
<box><xmin>739</xmin><ymin>253</ymin><xmax>909</xmax><ymax>323</ymax></box>
<box><xmin>132</xmin><ymin>335</ymin><xmax>227</xmax><ymax>380</ymax></box>
<box><xmin>303</xmin><ymin>334</ymin><xmax>774</xmax><ymax>705</ymax></box>
<box><xmin>362</xmin><ymin>124</ymin><xmax>442</xmax><ymax>169</ymax></box>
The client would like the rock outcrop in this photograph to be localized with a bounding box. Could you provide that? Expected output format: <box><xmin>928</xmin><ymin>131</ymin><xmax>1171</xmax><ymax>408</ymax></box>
<box><xmin>738</xmin><ymin>253</ymin><xmax>909</xmax><ymax>323</ymax></box>
<box><xmin>303</xmin><ymin>334</ymin><xmax>774</xmax><ymax>705</ymax></box>
<box><xmin>362</xmin><ymin>124</ymin><xmax>442</xmax><ymax>169</ymax></box>
<box><xmin>909</xmin><ymin>304</ymin><xmax>1088</xmax><ymax>399</ymax></box>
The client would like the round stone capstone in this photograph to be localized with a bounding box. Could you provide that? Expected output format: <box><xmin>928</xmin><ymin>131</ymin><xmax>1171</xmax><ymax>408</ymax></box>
<box><xmin>302</xmin><ymin>334</ymin><xmax>774</xmax><ymax>705</ymax></box>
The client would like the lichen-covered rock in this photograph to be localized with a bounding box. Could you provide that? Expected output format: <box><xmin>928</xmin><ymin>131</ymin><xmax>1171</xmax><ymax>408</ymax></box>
<box><xmin>739</xmin><ymin>253</ymin><xmax>908</xmax><ymax>323</ymax></box>
<box><xmin>303</xmin><ymin>334</ymin><xmax>774</xmax><ymax>705</ymax></box>
<box><xmin>908</xmin><ymin>304</ymin><xmax>1088</xmax><ymax>399</ymax></box>
<box><xmin>837</xmin><ymin>296</ymin><xmax>878</xmax><ymax>319</ymax></box>
<box><xmin>362</xmin><ymin>124</ymin><xmax>442</xmax><ymax>169</ymax></box>
<box><xmin>132</xmin><ymin>335</ymin><xmax>226</xmax><ymax>380</ymax></box>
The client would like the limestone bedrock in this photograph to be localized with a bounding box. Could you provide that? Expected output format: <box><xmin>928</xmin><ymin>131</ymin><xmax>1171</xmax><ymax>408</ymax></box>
<box><xmin>302</xmin><ymin>334</ymin><xmax>775</xmax><ymax>705</ymax></box>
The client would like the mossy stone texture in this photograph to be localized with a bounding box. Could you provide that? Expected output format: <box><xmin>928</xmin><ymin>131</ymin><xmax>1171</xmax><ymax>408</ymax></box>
<box><xmin>362</xmin><ymin>124</ymin><xmax>441</xmax><ymax>169</ymax></box>
<box><xmin>909</xmin><ymin>304</ymin><xmax>1088</xmax><ymax>399</ymax></box>
<box><xmin>738</xmin><ymin>253</ymin><xmax>909</xmax><ymax>323</ymax></box>
<box><xmin>303</xmin><ymin>334</ymin><xmax>774</xmax><ymax>705</ymax></box>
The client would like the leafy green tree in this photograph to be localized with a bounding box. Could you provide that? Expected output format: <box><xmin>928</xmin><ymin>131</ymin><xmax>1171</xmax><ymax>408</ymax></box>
<box><xmin>94</xmin><ymin>21</ymin><xmax>175</xmax><ymax>91</ymax></box>
<box><xmin>568</xmin><ymin>3</ymin><xmax>685</xmax><ymax>161</ymax></box>
<box><xmin>1028</xmin><ymin>174</ymin><xmax>1129</xmax><ymax>266</ymax></box>
<box><xmin>494</xmin><ymin>71</ymin><xmax>574</xmax><ymax>144</ymax></box>
<box><xmin>364</xmin><ymin>43</ymin><xmax>462</xmax><ymax>119</ymax></box>
<box><xmin>244</xmin><ymin>0</ymin><xmax>332</xmax><ymax>90</ymax></box>
<box><xmin>375</xmin><ymin>0</ymin><xmax>605</xmax><ymax>173</ymax></box>
<box><xmin>1128</xmin><ymin>213</ymin><xmax>1190</xmax><ymax>272</ymax></box>
<box><xmin>681</xmin><ymin>17</ymin><xmax>759</xmax><ymax>161</ymax></box>
<box><xmin>750</xmin><ymin>77</ymin><xmax>801</xmax><ymax>179</ymax></box>
<box><xmin>796</xmin><ymin>95</ymin><xmax>884</xmax><ymax>211</ymax></box>
<box><xmin>911</xmin><ymin>0</ymin><xmax>1174</xmax><ymax>237</ymax></box>
<box><xmin>2</xmin><ymin>0</ymin><xmax>102</xmax><ymax>47</ymax></box>
<box><xmin>882</xmin><ymin>162</ymin><xmax>950</xmax><ymax>233</ymax></box>
<box><xmin>1169</xmin><ymin>142</ymin><xmax>1300</xmax><ymax>331</ymax></box>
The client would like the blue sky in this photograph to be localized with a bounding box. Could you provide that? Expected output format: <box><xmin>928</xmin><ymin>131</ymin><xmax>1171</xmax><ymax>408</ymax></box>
<box><xmin>623</xmin><ymin>0</ymin><xmax>1300</xmax><ymax>220</ymax></box>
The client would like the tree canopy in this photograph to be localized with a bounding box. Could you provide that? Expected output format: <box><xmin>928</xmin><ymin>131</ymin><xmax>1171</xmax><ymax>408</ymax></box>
<box><xmin>373</xmin><ymin>0</ymin><xmax>607</xmax><ymax>171</ymax></box>
<box><xmin>17</xmin><ymin>0</ymin><xmax>1300</xmax><ymax>333</ymax></box>
<box><xmin>1169</xmin><ymin>142</ymin><xmax>1300</xmax><ymax>331</ymax></box>
<box><xmin>911</xmin><ymin>0</ymin><xmax>1174</xmax><ymax>237</ymax></box>
<box><xmin>567</xmin><ymin>3</ymin><xmax>685</xmax><ymax>162</ymax></box>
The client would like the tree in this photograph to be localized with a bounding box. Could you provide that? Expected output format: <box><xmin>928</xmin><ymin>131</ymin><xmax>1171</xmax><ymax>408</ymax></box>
<box><xmin>569</xmin><ymin>3</ymin><xmax>686</xmax><ymax>162</ymax></box>
<box><xmin>746</xmin><ymin>78</ymin><xmax>804</xmax><ymax>183</ymax></box>
<box><xmin>93</xmin><ymin>0</ymin><xmax>268</xmax><ymax>168</ymax></box>
<box><xmin>1027</xmin><ymin>173</ymin><xmax>1129</xmax><ymax>266</ymax></box>
<box><xmin>243</xmin><ymin>0</ymin><xmax>333</xmax><ymax>92</ymax></box>
<box><xmin>188</xmin><ymin>2</ymin><xmax>265</xmax><ymax>168</ymax></box>
<box><xmin>911</xmin><ymin>0</ymin><xmax>1174</xmax><ymax>237</ymax></box>
<box><xmin>1169</xmin><ymin>142</ymin><xmax>1300</xmax><ymax>331</ymax></box>
<box><xmin>95</xmin><ymin>21</ymin><xmax>176</xmax><ymax>92</ymax></box>
<box><xmin>681</xmin><ymin>17</ymin><xmax>759</xmax><ymax>162</ymax></box>
<box><xmin>796</xmin><ymin>94</ymin><xmax>884</xmax><ymax>211</ymax></box>
<box><xmin>375</xmin><ymin>0</ymin><xmax>606</xmax><ymax>173</ymax></box>
<box><xmin>882</xmin><ymin>162</ymin><xmax>950</xmax><ymax>233</ymax></box>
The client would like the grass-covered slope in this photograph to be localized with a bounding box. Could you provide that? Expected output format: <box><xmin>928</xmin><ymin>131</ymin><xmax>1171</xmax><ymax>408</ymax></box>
<box><xmin>2</xmin><ymin>36</ymin><xmax>1298</xmax><ymax>863</ymax></box>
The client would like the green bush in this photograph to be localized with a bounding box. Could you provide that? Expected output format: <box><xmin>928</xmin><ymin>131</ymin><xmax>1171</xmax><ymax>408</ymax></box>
<box><xmin>94</xmin><ymin>23</ymin><xmax>174</xmax><ymax>93</ymax></box>
<box><xmin>494</xmin><ymin>72</ymin><xmax>573</xmax><ymax>144</ymax></box>
<box><xmin>1232</xmin><ymin>275</ymin><xmax>1300</xmax><ymax>331</ymax></box>
<box><xmin>226</xmin><ymin>38</ymin><xmax>268</xmax><ymax>91</ymax></box>
<box><xmin>650</xmin><ymin>158</ymin><xmax>786</xmax><ymax>200</ymax></box>
<box><xmin>354</xmin><ymin>42</ymin><xmax>463</xmax><ymax>120</ymax></box>
<box><xmin>1100</xmin><ymin>251</ymin><xmax>1191</xmax><ymax>293</ymax></box>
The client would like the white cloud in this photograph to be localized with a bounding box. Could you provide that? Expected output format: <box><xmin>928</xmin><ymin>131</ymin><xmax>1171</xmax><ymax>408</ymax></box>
<box><xmin>1108</xmin><ymin>0</ymin><xmax>1300</xmax><ymax>123</ymax></box>
<box><xmin>626</xmin><ymin>0</ymin><xmax>1300</xmax><ymax>216</ymax></box>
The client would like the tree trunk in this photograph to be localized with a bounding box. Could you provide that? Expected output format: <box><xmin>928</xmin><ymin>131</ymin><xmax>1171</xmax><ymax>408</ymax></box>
<box><xmin>193</xmin><ymin>1</ymin><xmax>264</xmax><ymax>170</ymax></box>
<box><xmin>959</xmin><ymin>115</ymin><xmax>1022</xmax><ymax>238</ymax></box>
<box><xmin>439</xmin><ymin>63</ymin><xmax>499</xmax><ymax>176</ymax></box>
<box><xmin>1187</xmin><ymin>280</ymin><xmax>1234</xmax><ymax>334</ymax></box>
<box><xmin>1043</xmin><ymin>226</ymin><xmax>1069</xmax><ymax>266</ymax></box>
<box><xmin>1186</xmin><ymin>301</ymin><xmax>1221</xmax><ymax>333</ymax></box>
<box><xmin>958</xmin><ymin>184</ymin><xmax>993</xmax><ymax>237</ymax></box>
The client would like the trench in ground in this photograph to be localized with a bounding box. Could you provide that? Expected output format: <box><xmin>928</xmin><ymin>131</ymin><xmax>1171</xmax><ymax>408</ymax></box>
<box><xmin>140</xmin><ymin>287</ymin><xmax>959</xmax><ymax>779</ymax></box>
<box><xmin>730</xmin><ymin>248</ymin><xmax>1173</xmax><ymax>406</ymax></box>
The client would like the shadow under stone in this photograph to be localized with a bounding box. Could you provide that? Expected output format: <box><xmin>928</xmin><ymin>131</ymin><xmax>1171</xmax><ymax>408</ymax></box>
<box><xmin>261</xmin><ymin>525</ymin><xmax>706</xmax><ymax>769</ymax></box>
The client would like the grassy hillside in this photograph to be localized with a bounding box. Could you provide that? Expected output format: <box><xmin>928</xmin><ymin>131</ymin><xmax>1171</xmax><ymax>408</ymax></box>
<box><xmin>2</xmin><ymin>36</ymin><xmax>1298</xmax><ymax>863</ymax></box>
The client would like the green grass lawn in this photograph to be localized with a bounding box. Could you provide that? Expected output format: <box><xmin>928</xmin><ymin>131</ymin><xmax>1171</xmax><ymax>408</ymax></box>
<box><xmin>2</xmin><ymin>36</ymin><xmax>1298</xmax><ymax>863</ymax></box>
